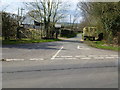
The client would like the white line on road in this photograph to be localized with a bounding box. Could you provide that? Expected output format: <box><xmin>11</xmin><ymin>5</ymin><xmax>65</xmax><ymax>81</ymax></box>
<box><xmin>30</xmin><ymin>58</ymin><xmax>44</xmax><ymax>61</ymax></box>
<box><xmin>65</xmin><ymin>58</ymin><xmax>76</xmax><ymax>60</ymax></box>
<box><xmin>88</xmin><ymin>55</ymin><xmax>98</xmax><ymax>57</ymax></box>
<box><xmin>75</xmin><ymin>55</ymin><xmax>86</xmax><ymax>57</ymax></box>
<box><xmin>54</xmin><ymin>58</ymin><xmax>63</xmax><ymax>60</ymax></box>
<box><xmin>115</xmin><ymin>57</ymin><xmax>119</xmax><ymax>58</ymax></box>
<box><xmin>77</xmin><ymin>45</ymin><xmax>90</xmax><ymax>50</ymax></box>
<box><xmin>61</xmin><ymin>56</ymin><xmax>73</xmax><ymax>57</ymax></box>
<box><xmin>77</xmin><ymin>45</ymin><xmax>80</xmax><ymax>49</ymax></box>
<box><xmin>51</xmin><ymin>57</ymin><xmax>76</xmax><ymax>60</ymax></box>
<box><xmin>93</xmin><ymin>57</ymin><xmax>104</xmax><ymax>59</ymax></box>
<box><xmin>51</xmin><ymin>46</ymin><xmax>63</xmax><ymax>60</ymax></box>
<box><xmin>81</xmin><ymin>57</ymin><xmax>91</xmax><ymax>59</ymax></box>
<box><xmin>105</xmin><ymin>57</ymin><xmax>115</xmax><ymax>59</ymax></box>
<box><xmin>98</xmin><ymin>55</ymin><xmax>108</xmax><ymax>57</ymax></box>
<box><xmin>6</xmin><ymin>59</ymin><xmax>25</xmax><ymax>61</ymax></box>
<box><xmin>110</xmin><ymin>55</ymin><xmax>118</xmax><ymax>57</ymax></box>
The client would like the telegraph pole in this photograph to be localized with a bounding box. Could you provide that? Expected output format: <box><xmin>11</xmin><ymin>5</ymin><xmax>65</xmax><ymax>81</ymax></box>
<box><xmin>17</xmin><ymin>8</ymin><xmax>20</xmax><ymax>25</ymax></box>
<box><xmin>20</xmin><ymin>8</ymin><xmax>25</xmax><ymax>24</ymax></box>
<box><xmin>16</xmin><ymin>8</ymin><xmax>24</xmax><ymax>39</ymax></box>
<box><xmin>17</xmin><ymin>8</ymin><xmax>20</xmax><ymax>39</ymax></box>
<box><xmin>70</xmin><ymin>15</ymin><xmax>71</xmax><ymax>26</ymax></box>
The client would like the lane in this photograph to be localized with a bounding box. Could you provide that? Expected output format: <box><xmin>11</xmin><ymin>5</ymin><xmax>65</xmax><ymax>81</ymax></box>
<box><xmin>51</xmin><ymin>34</ymin><xmax>118</xmax><ymax>69</ymax></box>
<box><xmin>2</xmin><ymin>34</ymin><xmax>118</xmax><ymax>88</ymax></box>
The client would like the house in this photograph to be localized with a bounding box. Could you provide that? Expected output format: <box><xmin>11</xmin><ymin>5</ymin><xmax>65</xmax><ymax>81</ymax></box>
<box><xmin>22</xmin><ymin>15</ymin><xmax>44</xmax><ymax>30</ymax></box>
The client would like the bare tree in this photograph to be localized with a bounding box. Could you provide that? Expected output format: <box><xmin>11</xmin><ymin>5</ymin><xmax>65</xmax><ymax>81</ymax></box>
<box><xmin>25</xmin><ymin>0</ymin><xmax>69</xmax><ymax>38</ymax></box>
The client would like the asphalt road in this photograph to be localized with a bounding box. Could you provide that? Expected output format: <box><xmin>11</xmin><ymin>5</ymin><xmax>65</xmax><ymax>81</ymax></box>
<box><xmin>2</xmin><ymin>34</ymin><xmax>118</xmax><ymax>88</ymax></box>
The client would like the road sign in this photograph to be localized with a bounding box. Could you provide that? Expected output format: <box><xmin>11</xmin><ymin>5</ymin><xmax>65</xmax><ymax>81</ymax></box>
<box><xmin>55</xmin><ymin>24</ymin><xmax>61</xmax><ymax>28</ymax></box>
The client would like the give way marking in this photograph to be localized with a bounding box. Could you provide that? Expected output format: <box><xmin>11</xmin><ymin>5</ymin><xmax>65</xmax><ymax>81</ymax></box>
<box><xmin>51</xmin><ymin>46</ymin><xmax>63</xmax><ymax>60</ymax></box>
<box><xmin>77</xmin><ymin>45</ymin><xmax>90</xmax><ymax>50</ymax></box>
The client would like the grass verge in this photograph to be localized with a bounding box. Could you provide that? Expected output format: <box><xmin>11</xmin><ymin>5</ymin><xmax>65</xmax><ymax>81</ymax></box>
<box><xmin>85</xmin><ymin>41</ymin><xmax>120</xmax><ymax>51</ymax></box>
<box><xmin>2</xmin><ymin>38</ymin><xmax>61</xmax><ymax>45</ymax></box>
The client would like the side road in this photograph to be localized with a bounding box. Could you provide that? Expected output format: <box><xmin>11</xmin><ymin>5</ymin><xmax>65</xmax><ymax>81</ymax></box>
<box><xmin>2</xmin><ymin>34</ymin><xmax>118</xmax><ymax>88</ymax></box>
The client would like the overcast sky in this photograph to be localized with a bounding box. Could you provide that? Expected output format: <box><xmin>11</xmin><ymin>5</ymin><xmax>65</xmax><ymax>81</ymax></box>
<box><xmin>1</xmin><ymin>0</ymin><xmax>83</xmax><ymax>23</ymax></box>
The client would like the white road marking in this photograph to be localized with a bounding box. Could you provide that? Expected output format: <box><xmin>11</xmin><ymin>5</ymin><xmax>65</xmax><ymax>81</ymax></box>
<box><xmin>65</xmin><ymin>58</ymin><xmax>76</xmax><ymax>59</ymax></box>
<box><xmin>56</xmin><ymin>56</ymin><xmax>60</xmax><ymax>57</ymax></box>
<box><xmin>51</xmin><ymin>46</ymin><xmax>63</xmax><ymax>60</ymax></box>
<box><xmin>61</xmin><ymin>56</ymin><xmax>73</xmax><ymax>57</ymax></box>
<box><xmin>52</xmin><ymin>57</ymin><xmax>76</xmax><ymax>60</ymax></box>
<box><xmin>93</xmin><ymin>57</ymin><xmax>104</xmax><ymax>59</ymax></box>
<box><xmin>6</xmin><ymin>59</ymin><xmax>25</xmax><ymax>61</ymax></box>
<box><xmin>81</xmin><ymin>57</ymin><xmax>91</xmax><ymax>59</ymax></box>
<box><xmin>75</xmin><ymin>55</ymin><xmax>86</xmax><ymax>57</ymax></box>
<box><xmin>77</xmin><ymin>45</ymin><xmax>90</xmax><ymax>50</ymax></box>
<box><xmin>115</xmin><ymin>57</ymin><xmax>119</xmax><ymax>58</ymax></box>
<box><xmin>30</xmin><ymin>58</ymin><xmax>44</xmax><ymax>61</ymax></box>
<box><xmin>88</xmin><ymin>55</ymin><xmax>98</xmax><ymax>57</ymax></box>
<box><xmin>98</xmin><ymin>55</ymin><xmax>108</xmax><ymax>57</ymax></box>
<box><xmin>53</xmin><ymin>58</ymin><xmax>63</xmax><ymax>60</ymax></box>
<box><xmin>105</xmin><ymin>57</ymin><xmax>115</xmax><ymax>59</ymax></box>
<box><xmin>110</xmin><ymin>55</ymin><xmax>118</xmax><ymax>57</ymax></box>
<box><xmin>77</xmin><ymin>45</ymin><xmax>80</xmax><ymax>49</ymax></box>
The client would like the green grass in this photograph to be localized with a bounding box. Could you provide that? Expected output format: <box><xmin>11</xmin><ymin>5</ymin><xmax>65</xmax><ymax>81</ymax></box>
<box><xmin>2</xmin><ymin>38</ymin><xmax>61</xmax><ymax>45</ymax></box>
<box><xmin>85</xmin><ymin>41</ymin><xmax>120</xmax><ymax>51</ymax></box>
<box><xmin>61</xmin><ymin>33</ymin><xmax>77</xmax><ymax>38</ymax></box>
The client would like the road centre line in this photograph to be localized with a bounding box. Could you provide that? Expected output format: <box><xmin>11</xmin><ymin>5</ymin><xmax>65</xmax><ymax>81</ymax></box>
<box><xmin>51</xmin><ymin>46</ymin><xmax>63</xmax><ymax>60</ymax></box>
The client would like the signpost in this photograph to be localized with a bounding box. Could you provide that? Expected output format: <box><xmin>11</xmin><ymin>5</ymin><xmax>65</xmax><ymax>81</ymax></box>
<box><xmin>55</xmin><ymin>24</ymin><xmax>61</xmax><ymax>29</ymax></box>
<box><xmin>55</xmin><ymin>24</ymin><xmax>61</xmax><ymax>39</ymax></box>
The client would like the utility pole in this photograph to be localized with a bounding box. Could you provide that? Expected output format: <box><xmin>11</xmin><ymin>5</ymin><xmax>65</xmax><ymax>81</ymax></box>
<box><xmin>70</xmin><ymin>15</ymin><xmax>71</xmax><ymax>26</ymax></box>
<box><xmin>17</xmin><ymin>8</ymin><xmax>20</xmax><ymax>39</ymax></box>
<box><xmin>18</xmin><ymin>8</ymin><xmax>19</xmax><ymax>17</ymax></box>
<box><xmin>16</xmin><ymin>8</ymin><xmax>24</xmax><ymax>39</ymax></box>
<box><xmin>17</xmin><ymin>8</ymin><xmax>25</xmax><ymax>25</ymax></box>
<box><xmin>20</xmin><ymin>8</ymin><xmax>25</xmax><ymax>24</ymax></box>
<box><xmin>17</xmin><ymin>8</ymin><xmax>20</xmax><ymax>25</ymax></box>
<box><xmin>21</xmin><ymin>8</ymin><xmax>25</xmax><ymax>17</ymax></box>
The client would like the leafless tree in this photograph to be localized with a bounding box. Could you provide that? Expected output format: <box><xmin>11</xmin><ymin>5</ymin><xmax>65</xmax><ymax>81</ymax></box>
<box><xmin>25</xmin><ymin>0</ymin><xmax>69</xmax><ymax>38</ymax></box>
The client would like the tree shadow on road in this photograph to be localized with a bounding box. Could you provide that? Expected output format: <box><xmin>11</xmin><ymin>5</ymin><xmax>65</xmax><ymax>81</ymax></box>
<box><xmin>2</xmin><ymin>42</ymin><xmax>65</xmax><ymax>50</ymax></box>
<box><xmin>2</xmin><ymin>39</ymin><xmax>83</xmax><ymax>50</ymax></box>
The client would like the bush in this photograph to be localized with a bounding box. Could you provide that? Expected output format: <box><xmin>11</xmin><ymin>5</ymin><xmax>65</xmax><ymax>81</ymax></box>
<box><xmin>60</xmin><ymin>29</ymin><xmax>77</xmax><ymax>38</ymax></box>
<box><xmin>2</xmin><ymin>12</ymin><xmax>18</xmax><ymax>40</ymax></box>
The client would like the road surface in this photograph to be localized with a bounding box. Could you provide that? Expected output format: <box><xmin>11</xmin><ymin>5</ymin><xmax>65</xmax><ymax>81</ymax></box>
<box><xmin>2</xmin><ymin>34</ymin><xmax>118</xmax><ymax>88</ymax></box>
